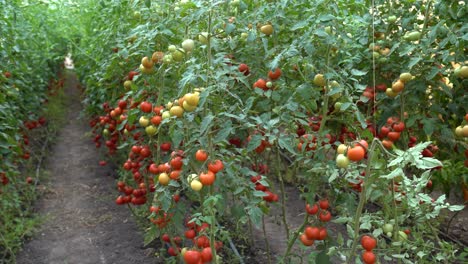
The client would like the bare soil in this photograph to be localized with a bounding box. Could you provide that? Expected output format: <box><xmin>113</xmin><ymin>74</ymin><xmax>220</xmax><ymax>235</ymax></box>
<box><xmin>15</xmin><ymin>71</ymin><xmax>157</xmax><ymax>264</ymax></box>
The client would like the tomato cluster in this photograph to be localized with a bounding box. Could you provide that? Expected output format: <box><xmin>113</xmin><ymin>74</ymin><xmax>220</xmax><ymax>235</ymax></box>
<box><xmin>379</xmin><ymin>117</ymin><xmax>405</xmax><ymax>149</ymax></box>
<box><xmin>300</xmin><ymin>199</ymin><xmax>332</xmax><ymax>247</ymax></box>
<box><xmin>361</xmin><ymin>235</ymin><xmax>377</xmax><ymax>264</ymax></box>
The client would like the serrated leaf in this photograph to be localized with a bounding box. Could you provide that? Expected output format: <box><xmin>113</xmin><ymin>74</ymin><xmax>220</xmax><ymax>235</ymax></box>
<box><xmin>408</xmin><ymin>57</ymin><xmax>421</xmax><ymax>70</ymax></box>
<box><xmin>144</xmin><ymin>227</ymin><xmax>160</xmax><ymax>246</ymax></box>
<box><xmin>415</xmin><ymin>157</ymin><xmax>442</xmax><ymax>169</ymax></box>
<box><xmin>214</xmin><ymin>123</ymin><xmax>232</xmax><ymax>143</ymax></box>
<box><xmin>380</xmin><ymin>167</ymin><xmax>404</xmax><ymax>179</ymax></box>
<box><xmin>278</xmin><ymin>136</ymin><xmax>296</xmax><ymax>155</ymax></box>
<box><xmin>351</xmin><ymin>69</ymin><xmax>368</xmax><ymax>76</ymax></box>
<box><xmin>253</xmin><ymin>191</ymin><xmax>268</xmax><ymax>197</ymax></box>
<box><xmin>246</xmin><ymin>134</ymin><xmax>263</xmax><ymax>152</ymax></box>
<box><xmin>199</xmin><ymin>114</ymin><xmax>214</xmax><ymax>135</ymax></box>
<box><xmin>247</xmin><ymin>206</ymin><xmax>263</xmax><ymax>228</ymax></box>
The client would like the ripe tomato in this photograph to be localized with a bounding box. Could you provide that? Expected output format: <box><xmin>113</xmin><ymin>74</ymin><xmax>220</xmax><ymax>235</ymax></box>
<box><xmin>151</xmin><ymin>115</ymin><xmax>162</xmax><ymax>125</ymax></box>
<box><xmin>199</xmin><ymin>171</ymin><xmax>216</xmax><ymax>186</ymax></box>
<box><xmin>140</xmin><ymin>101</ymin><xmax>152</xmax><ymax>113</ymax></box>
<box><xmin>170</xmin><ymin>156</ymin><xmax>183</xmax><ymax>170</ymax></box>
<box><xmin>162</xmin><ymin>233</ymin><xmax>171</xmax><ymax>243</ymax></box>
<box><xmin>379</xmin><ymin>126</ymin><xmax>390</xmax><ymax>138</ymax></box>
<box><xmin>392</xmin><ymin>122</ymin><xmax>405</xmax><ymax>132</ymax></box>
<box><xmin>305</xmin><ymin>203</ymin><xmax>319</xmax><ymax>215</ymax></box>
<box><xmin>167</xmin><ymin>247</ymin><xmax>179</xmax><ymax>257</ymax></box>
<box><xmin>268</xmin><ymin>68</ymin><xmax>282</xmax><ymax>80</ymax></box>
<box><xmin>238</xmin><ymin>63</ymin><xmax>250</xmax><ymax>75</ymax></box>
<box><xmin>387</xmin><ymin>131</ymin><xmax>401</xmax><ymax>141</ymax></box>
<box><xmin>208</xmin><ymin>160</ymin><xmax>224</xmax><ymax>173</ymax></box>
<box><xmin>361</xmin><ymin>235</ymin><xmax>377</xmax><ymax>251</ymax></box>
<box><xmin>300</xmin><ymin>233</ymin><xmax>314</xmax><ymax>246</ymax></box>
<box><xmin>362</xmin><ymin>251</ymin><xmax>376</xmax><ymax>264</ymax></box>
<box><xmin>347</xmin><ymin>146</ymin><xmax>365</xmax><ymax>161</ymax></box>
<box><xmin>200</xmin><ymin>247</ymin><xmax>213</xmax><ymax>262</ymax></box>
<box><xmin>169</xmin><ymin>170</ymin><xmax>181</xmax><ymax>180</ymax></box>
<box><xmin>382</xmin><ymin>139</ymin><xmax>393</xmax><ymax>149</ymax></box>
<box><xmin>160</xmin><ymin>142</ymin><xmax>171</xmax><ymax>151</ymax></box>
<box><xmin>305</xmin><ymin>226</ymin><xmax>320</xmax><ymax>240</ymax></box>
<box><xmin>319</xmin><ymin>210</ymin><xmax>332</xmax><ymax>222</ymax></box>
<box><xmin>196</xmin><ymin>236</ymin><xmax>210</xmax><ymax>248</ymax></box>
<box><xmin>185</xmin><ymin>229</ymin><xmax>196</xmax><ymax>239</ymax></box>
<box><xmin>319</xmin><ymin>199</ymin><xmax>329</xmax><ymax>210</ymax></box>
<box><xmin>253</xmin><ymin>78</ymin><xmax>267</xmax><ymax>90</ymax></box>
<box><xmin>318</xmin><ymin>227</ymin><xmax>328</xmax><ymax>240</ymax></box>
<box><xmin>195</xmin><ymin>149</ymin><xmax>208</xmax><ymax>162</ymax></box>
<box><xmin>183</xmin><ymin>250</ymin><xmax>201</xmax><ymax>264</ymax></box>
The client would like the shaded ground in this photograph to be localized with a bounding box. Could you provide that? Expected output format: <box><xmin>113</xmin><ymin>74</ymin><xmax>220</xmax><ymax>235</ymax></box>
<box><xmin>16</xmin><ymin>70</ymin><xmax>156</xmax><ymax>264</ymax></box>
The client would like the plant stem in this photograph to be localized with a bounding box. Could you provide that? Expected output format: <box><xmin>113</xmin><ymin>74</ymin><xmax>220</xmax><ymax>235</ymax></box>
<box><xmin>275</xmin><ymin>146</ymin><xmax>290</xmax><ymax>240</ymax></box>
<box><xmin>280</xmin><ymin>213</ymin><xmax>309</xmax><ymax>263</ymax></box>
<box><xmin>348</xmin><ymin>138</ymin><xmax>379</xmax><ymax>260</ymax></box>
<box><xmin>262</xmin><ymin>215</ymin><xmax>272</xmax><ymax>264</ymax></box>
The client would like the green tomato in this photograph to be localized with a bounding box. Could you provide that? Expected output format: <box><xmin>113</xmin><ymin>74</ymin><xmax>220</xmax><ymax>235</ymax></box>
<box><xmin>397</xmin><ymin>231</ymin><xmax>408</xmax><ymax>241</ymax></box>
<box><xmin>336</xmin><ymin>154</ymin><xmax>349</xmax><ymax>169</ymax></box>
<box><xmin>145</xmin><ymin>125</ymin><xmax>158</xmax><ymax>136</ymax></box>
<box><xmin>181</xmin><ymin>39</ymin><xmax>195</xmax><ymax>52</ymax></box>
<box><xmin>168</xmin><ymin>45</ymin><xmax>177</xmax><ymax>52</ymax></box>
<box><xmin>334</xmin><ymin>102</ymin><xmax>342</xmax><ymax>111</ymax></box>
<box><xmin>172</xmin><ymin>49</ymin><xmax>185</xmax><ymax>62</ymax></box>
<box><xmin>388</xmin><ymin>15</ymin><xmax>397</xmax><ymax>23</ymax></box>
<box><xmin>383</xmin><ymin>223</ymin><xmax>394</xmax><ymax>233</ymax></box>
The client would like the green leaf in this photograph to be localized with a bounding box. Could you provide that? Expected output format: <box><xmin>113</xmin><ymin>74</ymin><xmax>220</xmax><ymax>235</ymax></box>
<box><xmin>315</xmin><ymin>250</ymin><xmax>331</xmax><ymax>263</ymax></box>
<box><xmin>246</xmin><ymin>134</ymin><xmax>263</xmax><ymax>152</ymax></box>
<box><xmin>380</xmin><ymin>167</ymin><xmax>404</xmax><ymax>179</ymax></box>
<box><xmin>407</xmin><ymin>57</ymin><xmax>421</xmax><ymax>70</ymax></box>
<box><xmin>199</xmin><ymin>114</ymin><xmax>214</xmax><ymax>135</ymax></box>
<box><xmin>214</xmin><ymin>123</ymin><xmax>232</xmax><ymax>143</ymax></box>
<box><xmin>351</xmin><ymin>69</ymin><xmax>367</xmax><ymax>76</ymax></box>
<box><xmin>415</xmin><ymin>157</ymin><xmax>442</xmax><ymax>170</ymax></box>
<box><xmin>247</xmin><ymin>206</ymin><xmax>263</xmax><ymax>228</ymax></box>
<box><xmin>253</xmin><ymin>191</ymin><xmax>268</xmax><ymax>197</ymax></box>
<box><xmin>278</xmin><ymin>136</ymin><xmax>296</xmax><ymax>155</ymax></box>
<box><xmin>143</xmin><ymin>227</ymin><xmax>160</xmax><ymax>246</ymax></box>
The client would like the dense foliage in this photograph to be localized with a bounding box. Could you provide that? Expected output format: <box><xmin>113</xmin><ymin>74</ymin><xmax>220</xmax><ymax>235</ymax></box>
<box><xmin>0</xmin><ymin>0</ymin><xmax>70</xmax><ymax>260</ymax></box>
<box><xmin>2</xmin><ymin>0</ymin><xmax>468</xmax><ymax>263</ymax></box>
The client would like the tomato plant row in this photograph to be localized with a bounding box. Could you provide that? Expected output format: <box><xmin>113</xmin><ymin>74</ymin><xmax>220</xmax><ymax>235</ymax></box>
<box><xmin>0</xmin><ymin>0</ymin><xmax>73</xmax><ymax>261</ymax></box>
<box><xmin>23</xmin><ymin>0</ymin><xmax>468</xmax><ymax>263</ymax></box>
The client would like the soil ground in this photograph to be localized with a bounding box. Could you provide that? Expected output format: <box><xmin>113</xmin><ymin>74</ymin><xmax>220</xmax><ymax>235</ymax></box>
<box><xmin>15</xmin><ymin>70</ymin><xmax>157</xmax><ymax>264</ymax></box>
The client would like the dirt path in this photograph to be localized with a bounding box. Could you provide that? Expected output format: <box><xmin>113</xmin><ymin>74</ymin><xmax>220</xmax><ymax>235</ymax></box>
<box><xmin>16</xmin><ymin>71</ymin><xmax>156</xmax><ymax>264</ymax></box>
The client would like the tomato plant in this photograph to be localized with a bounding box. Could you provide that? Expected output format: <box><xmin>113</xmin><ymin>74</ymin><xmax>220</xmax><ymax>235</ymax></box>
<box><xmin>39</xmin><ymin>0</ymin><xmax>468</xmax><ymax>263</ymax></box>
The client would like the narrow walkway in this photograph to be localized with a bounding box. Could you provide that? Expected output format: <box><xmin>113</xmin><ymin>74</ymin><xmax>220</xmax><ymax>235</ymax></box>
<box><xmin>16</xmin><ymin>70</ymin><xmax>156</xmax><ymax>264</ymax></box>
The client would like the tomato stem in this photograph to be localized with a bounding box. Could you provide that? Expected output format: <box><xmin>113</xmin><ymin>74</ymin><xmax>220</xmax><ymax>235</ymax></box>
<box><xmin>262</xmin><ymin>214</ymin><xmax>272</xmax><ymax>264</ymax></box>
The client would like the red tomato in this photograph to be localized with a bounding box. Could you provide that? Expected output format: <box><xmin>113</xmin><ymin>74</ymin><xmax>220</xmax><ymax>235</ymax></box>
<box><xmin>208</xmin><ymin>160</ymin><xmax>224</xmax><ymax>173</ymax></box>
<box><xmin>195</xmin><ymin>149</ymin><xmax>208</xmax><ymax>162</ymax></box>
<box><xmin>170</xmin><ymin>156</ymin><xmax>183</xmax><ymax>170</ymax></box>
<box><xmin>300</xmin><ymin>233</ymin><xmax>314</xmax><ymax>246</ymax></box>
<box><xmin>319</xmin><ymin>199</ymin><xmax>329</xmax><ymax>210</ymax></box>
<box><xmin>184</xmin><ymin>250</ymin><xmax>201</xmax><ymax>264</ymax></box>
<box><xmin>199</xmin><ymin>171</ymin><xmax>216</xmax><ymax>185</ymax></box>
<box><xmin>319</xmin><ymin>210</ymin><xmax>332</xmax><ymax>222</ymax></box>
<box><xmin>305</xmin><ymin>203</ymin><xmax>319</xmax><ymax>215</ymax></box>
<box><xmin>361</xmin><ymin>235</ymin><xmax>377</xmax><ymax>251</ymax></box>
<box><xmin>347</xmin><ymin>146</ymin><xmax>365</xmax><ymax>161</ymax></box>
<box><xmin>140</xmin><ymin>101</ymin><xmax>152</xmax><ymax>113</ymax></box>
<box><xmin>200</xmin><ymin>247</ymin><xmax>213</xmax><ymax>262</ymax></box>
<box><xmin>304</xmin><ymin>226</ymin><xmax>320</xmax><ymax>240</ymax></box>
<box><xmin>362</xmin><ymin>251</ymin><xmax>376</xmax><ymax>264</ymax></box>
